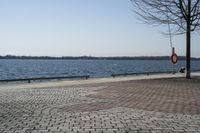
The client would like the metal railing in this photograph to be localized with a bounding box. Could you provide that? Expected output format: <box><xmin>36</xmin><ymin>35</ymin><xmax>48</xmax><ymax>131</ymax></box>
<box><xmin>111</xmin><ymin>71</ymin><xmax>175</xmax><ymax>78</ymax></box>
<box><xmin>0</xmin><ymin>75</ymin><xmax>90</xmax><ymax>83</ymax></box>
<box><xmin>1</xmin><ymin>70</ymin><xmax>199</xmax><ymax>83</ymax></box>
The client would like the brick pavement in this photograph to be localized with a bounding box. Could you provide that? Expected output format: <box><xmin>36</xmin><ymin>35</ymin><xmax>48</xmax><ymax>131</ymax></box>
<box><xmin>84</xmin><ymin>78</ymin><xmax>200</xmax><ymax>115</ymax></box>
<box><xmin>0</xmin><ymin>78</ymin><xmax>200</xmax><ymax>133</ymax></box>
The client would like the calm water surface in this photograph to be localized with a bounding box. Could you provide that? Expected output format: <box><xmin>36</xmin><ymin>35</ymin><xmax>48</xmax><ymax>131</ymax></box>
<box><xmin>0</xmin><ymin>59</ymin><xmax>200</xmax><ymax>80</ymax></box>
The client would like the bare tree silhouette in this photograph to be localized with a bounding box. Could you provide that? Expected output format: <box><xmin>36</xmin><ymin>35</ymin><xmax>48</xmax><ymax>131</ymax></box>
<box><xmin>131</xmin><ymin>0</ymin><xmax>200</xmax><ymax>78</ymax></box>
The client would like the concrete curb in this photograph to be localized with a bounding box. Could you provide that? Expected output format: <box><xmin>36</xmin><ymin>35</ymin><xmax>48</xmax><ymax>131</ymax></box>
<box><xmin>0</xmin><ymin>72</ymin><xmax>199</xmax><ymax>90</ymax></box>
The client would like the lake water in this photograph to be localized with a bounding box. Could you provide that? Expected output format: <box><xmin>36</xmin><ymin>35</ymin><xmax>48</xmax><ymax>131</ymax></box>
<box><xmin>0</xmin><ymin>59</ymin><xmax>200</xmax><ymax>80</ymax></box>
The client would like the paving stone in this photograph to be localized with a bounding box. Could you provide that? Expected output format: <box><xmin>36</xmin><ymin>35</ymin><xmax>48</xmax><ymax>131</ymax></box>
<box><xmin>0</xmin><ymin>79</ymin><xmax>200</xmax><ymax>132</ymax></box>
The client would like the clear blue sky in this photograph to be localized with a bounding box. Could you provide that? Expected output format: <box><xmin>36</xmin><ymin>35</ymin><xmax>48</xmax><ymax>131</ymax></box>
<box><xmin>0</xmin><ymin>0</ymin><xmax>199</xmax><ymax>57</ymax></box>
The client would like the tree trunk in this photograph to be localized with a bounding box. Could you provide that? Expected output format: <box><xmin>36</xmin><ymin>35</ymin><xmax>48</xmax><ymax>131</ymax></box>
<box><xmin>186</xmin><ymin>24</ymin><xmax>191</xmax><ymax>79</ymax></box>
<box><xmin>186</xmin><ymin>0</ymin><xmax>191</xmax><ymax>79</ymax></box>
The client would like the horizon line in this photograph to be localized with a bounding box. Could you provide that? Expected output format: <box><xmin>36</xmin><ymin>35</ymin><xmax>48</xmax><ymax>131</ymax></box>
<box><xmin>1</xmin><ymin>55</ymin><xmax>200</xmax><ymax>60</ymax></box>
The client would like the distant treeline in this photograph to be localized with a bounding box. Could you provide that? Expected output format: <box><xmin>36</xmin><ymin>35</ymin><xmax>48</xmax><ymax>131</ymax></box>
<box><xmin>0</xmin><ymin>55</ymin><xmax>200</xmax><ymax>60</ymax></box>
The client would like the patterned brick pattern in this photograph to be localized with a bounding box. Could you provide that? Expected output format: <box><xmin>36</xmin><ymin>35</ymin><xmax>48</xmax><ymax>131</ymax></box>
<box><xmin>83</xmin><ymin>78</ymin><xmax>200</xmax><ymax>115</ymax></box>
<box><xmin>0</xmin><ymin>78</ymin><xmax>200</xmax><ymax>132</ymax></box>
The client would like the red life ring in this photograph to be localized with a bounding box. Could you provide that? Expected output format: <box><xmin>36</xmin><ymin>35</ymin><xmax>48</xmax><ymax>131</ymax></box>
<box><xmin>171</xmin><ymin>53</ymin><xmax>178</xmax><ymax>64</ymax></box>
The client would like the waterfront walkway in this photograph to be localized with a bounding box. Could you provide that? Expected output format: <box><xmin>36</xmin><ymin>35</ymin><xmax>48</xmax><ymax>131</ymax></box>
<box><xmin>0</xmin><ymin>73</ymin><xmax>200</xmax><ymax>133</ymax></box>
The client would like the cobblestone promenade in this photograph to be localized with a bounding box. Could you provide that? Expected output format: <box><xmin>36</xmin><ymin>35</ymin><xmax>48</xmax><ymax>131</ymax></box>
<box><xmin>0</xmin><ymin>78</ymin><xmax>200</xmax><ymax>133</ymax></box>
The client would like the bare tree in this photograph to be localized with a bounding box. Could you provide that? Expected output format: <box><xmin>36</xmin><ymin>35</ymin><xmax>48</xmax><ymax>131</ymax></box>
<box><xmin>131</xmin><ymin>0</ymin><xmax>200</xmax><ymax>78</ymax></box>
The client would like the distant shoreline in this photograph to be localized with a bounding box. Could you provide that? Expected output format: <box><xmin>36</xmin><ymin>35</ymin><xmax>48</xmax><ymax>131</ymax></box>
<box><xmin>0</xmin><ymin>55</ymin><xmax>200</xmax><ymax>60</ymax></box>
